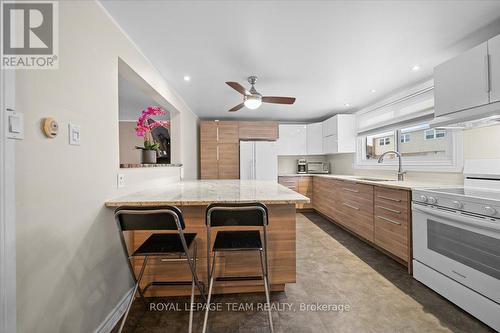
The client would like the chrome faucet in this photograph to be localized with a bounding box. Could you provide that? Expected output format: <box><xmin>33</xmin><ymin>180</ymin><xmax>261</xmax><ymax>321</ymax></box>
<box><xmin>378</xmin><ymin>150</ymin><xmax>406</xmax><ymax>181</ymax></box>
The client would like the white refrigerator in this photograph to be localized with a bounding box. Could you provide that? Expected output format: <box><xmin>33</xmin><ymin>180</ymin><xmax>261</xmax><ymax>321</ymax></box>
<box><xmin>240</xmin><ymin>141</ymin><xmax>278</xmax><ymax>181</ymax></box>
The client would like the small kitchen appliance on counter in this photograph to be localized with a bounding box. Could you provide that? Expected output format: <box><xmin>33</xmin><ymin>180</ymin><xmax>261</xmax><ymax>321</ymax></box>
<box><xmin>412</xmin><ymin>159</ymin><xmax>500</xmax><ymax>331</ymax></box>
<box><xmin>306</xmin><ymin>161</ymin><xmax>329</xmax><ymax>174</ymax></box>
<box><xmin>297</xmin><ymin>159</ymin><xmax>307</xmax><ymax>174</ymax></box>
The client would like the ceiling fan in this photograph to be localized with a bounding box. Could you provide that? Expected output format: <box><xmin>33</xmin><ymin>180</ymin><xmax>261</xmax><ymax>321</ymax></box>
<box><xmin>225</xmin><ymin>76</ymin><xmax>296</xmax><ymax>112</ymax></box>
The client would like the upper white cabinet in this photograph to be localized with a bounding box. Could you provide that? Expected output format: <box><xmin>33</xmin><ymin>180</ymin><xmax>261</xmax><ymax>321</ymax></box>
<box><xmin>306</xmin><ymin>122</ymin><xmax>323</xmax><ymax>155</ymax></box>
<box><xmin>321</xmin><ymin>114</ymin><xmax>355</xmax><ymax>154</ymax></box>
<box><xmin>322</xmin><ymin>116</ymin><xmax>338</xmax><ymax>137</ymax></box>
<box><xmin>489</xmin><ymin>34</ymin><xmax>500</xmax><ymax>103</ymax></box>
<box><xmin>434</xmin><ymin>34</ymin><xmax>500</xmax><ymax>116</ymax></box>
<box><xmin>276</xmin><ymin>124</ymin><xmax>307</xmax><ymax>155</ymax></box>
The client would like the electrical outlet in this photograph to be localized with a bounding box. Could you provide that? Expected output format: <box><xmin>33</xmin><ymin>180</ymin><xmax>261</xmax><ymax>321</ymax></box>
<box><xmin>117</xmin><ymin>174</ymin><xmax>125</xmax><ymax>188</ymax></box>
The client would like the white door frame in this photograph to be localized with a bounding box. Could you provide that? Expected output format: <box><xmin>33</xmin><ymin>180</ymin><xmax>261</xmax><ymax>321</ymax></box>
<box><xmin>1</xmin><ymin>69</ymin><xmax>17</xmax><ymax>333</ymax></box>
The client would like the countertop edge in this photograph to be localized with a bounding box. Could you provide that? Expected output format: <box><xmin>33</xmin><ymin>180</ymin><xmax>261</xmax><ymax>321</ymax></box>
<box><xmin>278</xmin><ymin>174</ymin><xmax>453</xmax><ymax>190</ymax></box>
<box><xmin>105</xmin><ymin>198</ymin><xmax>310</xmax><ymax>207</ymax></box>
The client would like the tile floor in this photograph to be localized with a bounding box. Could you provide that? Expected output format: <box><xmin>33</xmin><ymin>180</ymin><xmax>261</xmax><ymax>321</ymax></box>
<box><xmin>115</xmin><ymin>212</ymin><xmax>494</xmax><ymax>333</ymax></box>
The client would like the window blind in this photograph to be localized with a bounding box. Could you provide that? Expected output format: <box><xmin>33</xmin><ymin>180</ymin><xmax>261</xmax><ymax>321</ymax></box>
<box><xmin>356</xmin><ymin>85</ymin><xmax>434</xmax><ymax>135</ymax></box>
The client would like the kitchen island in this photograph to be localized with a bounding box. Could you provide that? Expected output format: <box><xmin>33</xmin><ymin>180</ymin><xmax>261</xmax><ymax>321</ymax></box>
<box><xmin>105</xmin><ymin>180</ymin><xmax>309</xmax><ymax>296</ymax></box>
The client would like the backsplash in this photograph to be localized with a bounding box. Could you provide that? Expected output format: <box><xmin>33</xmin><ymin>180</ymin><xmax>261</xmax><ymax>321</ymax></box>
<box><xmin>278</xmin><ymin>155</ymin><xmax>327</xmax><ymax>174</ymax></box>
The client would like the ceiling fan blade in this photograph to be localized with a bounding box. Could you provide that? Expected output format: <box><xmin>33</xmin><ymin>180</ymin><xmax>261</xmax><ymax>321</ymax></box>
<box><xmin>262</xmin><ymin>96</ymin><xmax>296</xmax><ymax>104</ymax></box>
<box><xmin>228</xmin><ymin>103</ymin><xmax>245</xmax><ymax>112</ymax></box>
<box><xmin>226</xmin><ymin>82</ymin><xmax>248</xmax><ymax>95</ymax></box>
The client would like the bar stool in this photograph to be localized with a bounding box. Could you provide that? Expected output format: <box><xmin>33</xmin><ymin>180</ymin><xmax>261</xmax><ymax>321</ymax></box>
<box><xmin>202</xmin><ymin>203</ymin><xmax>274</xmax><ymax>333</ymax></box>
<box><xmin>114</xmin><ymin>206</ymin><xmax>205</xmax><ymax>333</ymax></box>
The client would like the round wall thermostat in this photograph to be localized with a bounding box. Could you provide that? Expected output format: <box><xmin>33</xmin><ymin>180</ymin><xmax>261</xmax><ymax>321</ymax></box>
<box><xmin>42</xmin><ymin>118</ymin><xmax>59</xmax><ymax>138</ymax></box>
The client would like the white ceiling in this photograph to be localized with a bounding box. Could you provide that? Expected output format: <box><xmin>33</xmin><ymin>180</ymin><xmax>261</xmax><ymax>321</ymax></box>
<box><xmin>102</xmin><ymin>0</ymin><xmax>500</xmax><ymax>122</ymax></box>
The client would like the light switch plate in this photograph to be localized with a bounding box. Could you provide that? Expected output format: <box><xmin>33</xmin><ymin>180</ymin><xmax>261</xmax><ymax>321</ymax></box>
<box><xmin>117</xmin><ymin>174</ymin><xmax>125</xmax><ymax>188</ymax></box>
<box><xmin>6</xmin><ymin>110</ymin><xmax>24</xmax><ymax>140</ymax></box>
<box><xmin>68</xmin><ymin>123</ymin><xmax>81</xmax><ymax>145</ymax></box>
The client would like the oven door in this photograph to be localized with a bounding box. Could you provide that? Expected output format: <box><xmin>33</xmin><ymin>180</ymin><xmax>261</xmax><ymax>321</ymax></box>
<box><xmin>412</xmin><ymin>203</ymin><xmax>500</xmax><ymax>304</ymax></box>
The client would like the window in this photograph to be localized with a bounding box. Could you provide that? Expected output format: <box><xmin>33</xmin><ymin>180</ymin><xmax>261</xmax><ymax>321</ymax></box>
<box><xmin>400</xmin><ymin>134</ymin><xmax>410</xmax><ymax>143</ymax></box>
<box><xmin>424</xmin><ymin>129</ymin><xmax>446</xmax><ymax>140</ymax></box>
<box><xmin>365</xmin><ymin>131</ymin><xmax>396</xmax><ymax>160</ymax></box>
<box><xmin>356</xmin><ymin>122</ymin><xmax>463</xmax><ymax>172</ymax></box>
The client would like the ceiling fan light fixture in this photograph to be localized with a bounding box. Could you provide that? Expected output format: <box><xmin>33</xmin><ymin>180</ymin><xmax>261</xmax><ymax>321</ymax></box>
<box><xmin>244</xmin><ymin>94</ymin><xmax>262</xmax><ymax>109</ymax></box>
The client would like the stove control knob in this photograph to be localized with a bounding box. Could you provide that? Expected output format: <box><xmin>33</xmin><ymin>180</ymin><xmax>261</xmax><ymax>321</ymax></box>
<box><xmin>452</xmin><ymin>200</ymin><xmax>463</xmax><ymax>209</ymax></box>
<box><xmin>419</xmin><ymin>195</ymin><xmax>428</xmax><ymax>203</ymax></box>
<box><xmin>484</xmin><ymin>206</ymin><xmax>497</xmax><ymax>216</ymax></box>
<box><xmin>428</xmin><ymin>196</ymin><xmax>437</xmax><ymax>205</ymax></box>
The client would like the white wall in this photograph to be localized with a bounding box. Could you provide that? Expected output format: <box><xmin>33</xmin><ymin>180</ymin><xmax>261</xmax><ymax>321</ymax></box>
<box><xmin>327</xmin><ymin>124</ymin><xmax>500</xmax><ymax>184</ymax></box>
<box><xmin>14</xmin><ymin>1</ymin><xmax>198</xmax><ymax>332</ymax></box>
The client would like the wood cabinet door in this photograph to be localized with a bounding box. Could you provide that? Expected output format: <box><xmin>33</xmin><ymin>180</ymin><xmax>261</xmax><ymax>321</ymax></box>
<box><xmin>434</xmin><ymin>42</ymin><xmax>489</xmax><ymax>116</ymax></box>
<box><xmin>217</xmin><ymin>121</ymin><xmax>239</xmax><ymax>143</ymax></box>
<box><xmin>200</xmin><ymin>121</ymin><xmax>218</xmax><ymax>142</ymax></box>
<box><xmin>239</xmin><ymin>121</ymin><xmax>278</xmax><ymax>140</ymax></box>
<box><xmin>200</xmin><ymin>141</ymin><xmax>218</xmax><ymax>179</ymax></box>
<box><xmin>489</xmin><ymin>34</ymin><xmax>500</xmax><ymax>103</ymax></box>
<box><xmin>200</xmin><ymin>121</ymin><xmax>218</xmax><ymax>179</ymax></box>
<box><xmin>217</xmin><ymin>143</ymin><xmax>239</xmax><ymax>179</ymax></box>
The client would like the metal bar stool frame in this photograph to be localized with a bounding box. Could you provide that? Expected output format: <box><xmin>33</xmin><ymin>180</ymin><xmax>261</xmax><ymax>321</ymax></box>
<box><xmin>202</xmin><ymin>203</ymin><xmax>274</xmax><ymax>333</ymax></box>
<box><xmin>114</xmin><ymin>206</ymin><xmax>206</xmax><ymax>333</ymax></box>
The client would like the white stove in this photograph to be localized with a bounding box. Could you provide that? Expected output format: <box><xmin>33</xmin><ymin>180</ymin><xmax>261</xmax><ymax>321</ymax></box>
<box><xmin>412</xmin><ymin>159</ymin><xmax>500</xmax><ymax>332</ymax></box>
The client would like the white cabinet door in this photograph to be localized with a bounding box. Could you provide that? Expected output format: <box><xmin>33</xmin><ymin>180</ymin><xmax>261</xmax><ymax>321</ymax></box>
<box><xmin>434</xmin><ymin>42</ymin><xmax>490</xmax><ymax>117</ymax></box>
<box><xmin>322</xmin><ymin>116</ymin><xmax>338</xmax><ymax>137</ymax></box>
<box><xmin>336</xmin><ymin>114</ymin><xmax>356</xmax><ymax>153</ymax></box>
<box><xmin>276</xmin><ymin>124</ymin><xmax>307</xmax><ymax>155</ymax></box>
<box><xmin>255</xmin><ymin>141</ymin><xmax>277</xmax><ymax>181</ymax></box>
<box><xmin>306</xmin><ymin>122</ymin><xmax>323</xmax><ymax>155</ymax></box>
<box><xmin>489</xmin><ymin>35</ymin><xmax>500</xmax><ymax>103</ymax></box>
<box><xmin>322</xmin><ymin>135</ymin><xmax>338</xmax><ymax>154</ymax></box>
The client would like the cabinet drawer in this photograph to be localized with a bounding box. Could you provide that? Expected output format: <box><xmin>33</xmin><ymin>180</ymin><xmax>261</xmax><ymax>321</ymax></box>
<box><xmin>278</xmin><ymin>177</ymin><xmax>298</xmax><ymax>192</ymax></box>
<box><xmin>375</xmin><ymin>186</ymin><xmax>409</xmax><ymax>204</ymax></box>
<box><xmin>374</xmin><ymin>187</ymin><xmax>410</xmax><ymax>261</ymax></box>
<box><xmin>374</xmin><ymin>216</ymin><xmax>408</xmax><ymax>261</ymax></box>
<box><xmin>338</xmin><ymin>181</ymin><xmax>373</xmax><ymax>201</ymax></box>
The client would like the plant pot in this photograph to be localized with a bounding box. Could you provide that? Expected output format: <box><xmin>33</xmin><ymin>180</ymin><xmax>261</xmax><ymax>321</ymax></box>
<box><xmin>142</xmin><ymin>150</ymin><xmax>157</xmax><ymax>164</ymax></box>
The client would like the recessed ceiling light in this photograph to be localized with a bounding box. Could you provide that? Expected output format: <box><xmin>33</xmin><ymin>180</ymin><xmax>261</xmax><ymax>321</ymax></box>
<box><xmin>183</xmin><ymin>75</ymin><xmax>191</xmax><ymax>81</ymax></box>
<box><xmin>411</xmin><ymin>65</ymin><xmax>420</xmax><ymax>72</ymax></box>
<box><xmin>370</xmin><ymin>89</ymin><xmax>376</xmax><ymax>93</ymax></box>
<box><xmin>344</xmin><ymin>103</ymin><xmax>351</xmax><ymax>107</ymax></box>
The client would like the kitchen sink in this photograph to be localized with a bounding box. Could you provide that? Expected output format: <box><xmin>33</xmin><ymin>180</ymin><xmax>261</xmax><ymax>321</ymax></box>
<box><xmin>355</xmin><ymin>177</ymin><xmax>394</xmax><ymax>182</ymax></box>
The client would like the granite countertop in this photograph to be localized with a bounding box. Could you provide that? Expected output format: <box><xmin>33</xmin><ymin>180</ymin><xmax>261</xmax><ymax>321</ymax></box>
<box><xmin>278</xmin><ymin>173</ymin><xmax>454</xmax><ymax>190</ymax></box>
<box><xmin>105</xmin><ymin>180</ymin><xmax>310</xmax><ymax>207</ymax></box>
<box><xmin>120</xmin><ymin>163</ymin><xmax>183</xmax><ymax>169</ymax></box>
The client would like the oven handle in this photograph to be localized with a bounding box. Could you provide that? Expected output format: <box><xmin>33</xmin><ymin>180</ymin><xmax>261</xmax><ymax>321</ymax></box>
<box><xmin>412</xmin><ymin>204</ymin><xmax>500</xmax><ymax>233</ymax></box>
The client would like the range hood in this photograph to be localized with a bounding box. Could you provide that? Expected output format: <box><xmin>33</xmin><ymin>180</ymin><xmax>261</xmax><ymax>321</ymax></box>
<box><xmin>429</xmin><ymin>101</ymin><xmax>500</xmax><ymax>129</ymax></box>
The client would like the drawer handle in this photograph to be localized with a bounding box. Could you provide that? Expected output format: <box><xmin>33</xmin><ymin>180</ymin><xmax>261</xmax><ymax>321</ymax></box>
<box><xmin>343</xmin><ymin>202</ymin><xmax>359</xmax><ymax>210</ymax></box>
<box><xmin>376</xmin><ymin>216</ymin><xmax>401</xmax><ymax>225</ymax></box>
<box><xmin>377</xmin><ymin>205</ymin><xmax>401</xmax><ymax>214</ymax></box>
<box><xmin>377</xmin><ymin>195</ymin><xmax>401</xmax><ymax>202</ymax></box>
<box><xmin>343</xmin><ymin>188</ymin><xmax>359</xmax><ymax>193</ymax></box>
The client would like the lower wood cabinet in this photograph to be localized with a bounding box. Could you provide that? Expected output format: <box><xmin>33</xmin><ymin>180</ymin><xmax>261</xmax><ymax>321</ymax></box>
<box><xmin>374</xmin><ymin>187</ymin><xmax>411</xmax><ymax>262</ymax></box>
<box><xmin>312</xmin><ymin>176</ymin><xmax>411</xmax><ymax>269</ymax></box>
<box><xmin>278</xmin><ymin>176</ymin><xmax>313</xmax><ymax>209</ymax></box>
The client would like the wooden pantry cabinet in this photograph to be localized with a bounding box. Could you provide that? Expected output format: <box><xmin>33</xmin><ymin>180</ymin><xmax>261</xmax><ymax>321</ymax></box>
<box><xmin>312</xmin><ymin>176</ymin><xmax>412</xmax><ymax>271</ymax></box>
<box><xmin>200</xmin><ymin>120</ymin><xmax>278</xmax><ymax>179</ymax></box>
<box><xmin>200</xmin><ymin>121</ymin><xmax>239</xmax><ymax>179</ymax></box>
